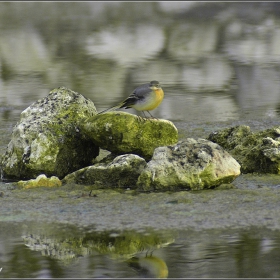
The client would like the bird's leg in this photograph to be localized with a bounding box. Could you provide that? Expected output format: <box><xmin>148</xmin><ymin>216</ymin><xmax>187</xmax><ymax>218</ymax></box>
<box><xmin>146</xmin><ymin>111</ymin><xmax>157</xmax><ymax>119</ymax></box>
<box><xmin>141</xmin><ymin>111</ymin><xmax>148</xmax><ymax>119</ymax></box>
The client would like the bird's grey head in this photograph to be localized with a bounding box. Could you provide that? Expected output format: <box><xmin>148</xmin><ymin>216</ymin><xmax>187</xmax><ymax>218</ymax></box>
<box><xmin>149</xmin><ymin>80</ymin><xmax>160</xmax><ymax>88</ymax></box>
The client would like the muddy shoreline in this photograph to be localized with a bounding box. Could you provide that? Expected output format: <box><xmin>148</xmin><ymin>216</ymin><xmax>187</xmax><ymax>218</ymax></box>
<box><xmin>1</xmin><ymin>118</ymin><xmax>280</xmax><ymax>232</ymax></box>
<box><xmin>1</xmin><ymin>173</ymin><xmax>280</xmax><ymax>232</ymax></box>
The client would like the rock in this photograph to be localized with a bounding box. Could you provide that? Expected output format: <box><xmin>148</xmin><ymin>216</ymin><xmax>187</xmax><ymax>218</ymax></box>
<box><xmin>208</xmin><ymin>125</ymin><xmax>280</xmax><ymax>173</ymax></box>
<box><xmin>136</xmin><ymin>139</ymin><xmax>241</xmax><ymax>191</ymax></box>
<box><xmin>63</xmin><ymin>154</ymin><xmax>147</xmax><ymax>188</ymax></box>
<box><xmin>81</xmin><ymin>111</ymin><xmax>178</xmax><ymax>159</ymax></box>
<box><xmin>17</xmin><ymin>174</ymin><xmax>62</xmax><ymax>189</ymax></box>
<box><xmin>1</xmin><ymin>87</ymin><xmax>99</xmax><ymax>180</ymax></box>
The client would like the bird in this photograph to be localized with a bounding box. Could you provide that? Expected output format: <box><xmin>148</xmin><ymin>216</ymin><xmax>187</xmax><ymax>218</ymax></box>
<box><xmin>97</xmin><ymin>80</ymin><xmax>164</xmax><ymax>118</ymax></box>
<box><xmin>127</xmin><ymin>255</ymin><xmax>169</xmax><ymax>278</ymax></box>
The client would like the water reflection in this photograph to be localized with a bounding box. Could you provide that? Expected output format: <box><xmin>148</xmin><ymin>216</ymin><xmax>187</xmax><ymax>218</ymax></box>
<box><xmin>1</xmin><ymin>222</ymin><xmax>280</xmax><ymax>278</ymax></box>
<box><xmin>0</xmin><ymin>2</ymin><xmax>280</xmax><ymax>125</ymax></box>
<box><xmin>1</xmin><ymin>2</ymin><xmax>280</xmax><ymax>278</ymax></box>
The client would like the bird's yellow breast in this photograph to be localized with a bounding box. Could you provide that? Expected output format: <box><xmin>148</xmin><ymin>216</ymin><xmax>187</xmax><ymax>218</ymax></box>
<box><xmin>132</xmin><ymin>88</ymin><xmax>164</xmax><ymax>111</ymax></box>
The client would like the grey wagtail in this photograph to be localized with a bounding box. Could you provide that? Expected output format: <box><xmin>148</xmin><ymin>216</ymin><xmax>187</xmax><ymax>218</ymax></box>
<box><xmin>98</xmin><ymin>80</ymin><xmax>164</xmax><ymax>118</ymax></box>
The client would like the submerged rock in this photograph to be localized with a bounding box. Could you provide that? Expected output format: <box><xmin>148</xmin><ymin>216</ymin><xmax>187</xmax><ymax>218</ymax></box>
<box><xmin>208</xmin><ymin>125</ymin><xmax>280</xmax><ymax>173</ymax></box>
<box><xmin>17</xmin><ymin>174</ymin><xmax>62</xmax><ymax>189</ymax></box>
<box><xmin>1</xmin><ymin>87</ymin><xmax>99</xmax><ymax>180</ymax></box>
<box><xmin>137</xmin><ymin>139</ymin><xmax>241</xmax><ymax>191</ymax></box>
<box><xmin>81</xmin><ymin>111</ymin><xmax>178</xmax><ymax>159</ymax></box>
<box><xmin>63</xmin><ymin>154</ymin><xmax>147</xmax><ymax>188</ymax></box>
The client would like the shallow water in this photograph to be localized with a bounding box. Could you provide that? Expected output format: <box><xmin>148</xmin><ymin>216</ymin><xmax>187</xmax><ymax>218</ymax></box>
<box><xmin>1</xmin><ymin>2</ymin><xmax>280</xmax><ymax>278</ymax></box>
<box><xmin>1</xmin><ymin>222</ymin><xmax>280</xmax><ymax>278</ymax></box>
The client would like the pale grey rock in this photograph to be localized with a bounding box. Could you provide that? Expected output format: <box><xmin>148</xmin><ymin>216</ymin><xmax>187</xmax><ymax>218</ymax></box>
<box><xmin>137</xmin><ymin>139</ymin><xmax>241</xmax><ymax>191</ymax></box>
<box><xmin>1</xmin><ymin>87</ymin><xmax>99</xmax><ymax>180</ymax></box>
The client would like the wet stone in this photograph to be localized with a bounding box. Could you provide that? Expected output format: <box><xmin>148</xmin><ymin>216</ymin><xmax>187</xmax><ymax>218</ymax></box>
<box><xmin>63</xmin><ymin>154</ymin><xmax>147</xmax><ymax>188</ymax></box>
<box><xmin>81</xmin><ymin>111</ymin><xmax>178</xmax><ymax>160</ymax></box>
<box><xmin>1</xmin><ymin>87</ymin><xmax>99</xmax><ymax>180</ymax></box>
<box><xmin>137</xmin><ymin>138</ymin><xmax>241</xmax><ymax>191</ymax></box>
<box><xmin>208</xmin><ymin>125</ymin><xmax>280</xmax><ymax>174</ymax></box>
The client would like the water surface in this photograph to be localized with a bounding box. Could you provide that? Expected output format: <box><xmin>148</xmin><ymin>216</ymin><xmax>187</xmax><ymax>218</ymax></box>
<box><xmin>1</xmin><ymin>222</ymin><xmax>280</xmax><ymax>278</ymax></box>
<box><xmin>1</xmin><ymin>2</ymin><xmax>280</xmax><ymax>278</ymax></box>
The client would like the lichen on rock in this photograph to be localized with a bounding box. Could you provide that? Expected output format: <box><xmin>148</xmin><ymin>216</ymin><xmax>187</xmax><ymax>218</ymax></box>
<box><xmin>81</xmin><ymin>111</ymin><xmax>178</xmax><ymax>160</ymax></box>
<box><xmin>63</xmin><ymin>154</ymin><xmax>147</xmax><ymax>188</ymax></box>
<box><xmin>208</xmin><ymin>125</ymin><xmax>280</xmax><ymax>173</ymax></box>
<box><xmin>1</xmin><ymin>87</ymin><xmax>99</xmax><ymax>180</ymax></box>
<box><xmin>136</xmin><ymin>138</ymin><xmax>241</xmax><ymax>191</ymax></box>
<box><xmin>17</xmin><ymin>174</ymin><xmax>62</xmax><ymax>189</ymax></box>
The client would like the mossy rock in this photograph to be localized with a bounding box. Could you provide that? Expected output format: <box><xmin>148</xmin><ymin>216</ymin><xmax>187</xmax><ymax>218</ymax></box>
<box><xmin>81</xmin><ymin>111</ymin><xmax>178</xmax><ymax>160</ymax></box>
<box><xmin>1</xmin><ymin>87</ymin><xmax>99</xmax><ymax>180</ymax></box>
<box><xmin>208</xmin><ymin>125</ymin><xmax>280</xmax><ymax>173</ymax></box>
<box><xmin>17</xmin><ymin>174</ymin><xmax>62</xmax><ymax>189</ymax></box>
<box><xmin>63</xmin><ymin>154</ymin><xmax>147</xmax><ymax>188</ymax></box>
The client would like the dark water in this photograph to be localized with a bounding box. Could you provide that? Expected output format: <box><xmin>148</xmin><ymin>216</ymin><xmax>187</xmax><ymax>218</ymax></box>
<box><xmin>1</xmin><ymin>2</ymin><xmax>280</xmax><ymax>278</ymax></box>
<box><xmin>1</xmin><ymin>222</ymin><xmax>280</xmax><ymax>278</ymax></box>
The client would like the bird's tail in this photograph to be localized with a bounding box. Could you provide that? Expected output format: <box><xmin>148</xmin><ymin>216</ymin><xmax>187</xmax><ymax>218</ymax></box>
<box><xmin>97</xmin><ymin>103</ymin><xmax>123</xmax><ymax>115</ymax></box>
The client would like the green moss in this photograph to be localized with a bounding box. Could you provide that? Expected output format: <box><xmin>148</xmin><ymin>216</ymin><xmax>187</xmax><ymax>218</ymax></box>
<box><xmin>17</xmin><ymin>174</ymin><xmax>62</xmax><ymax>189</ymax></box>
<box><xmin>82</xmin><ymin>112</ymin><xmax>178</xmax><ymax>159</ymax></box>
<box><xmin>208</xmin><ymin>125</ymin><xmax>280</xmax><ymax>174</ymax></box>
<box><xmin>82</xmin><ymin>230</ymin><xmax>174</xmax><ymax>259</ymax></box>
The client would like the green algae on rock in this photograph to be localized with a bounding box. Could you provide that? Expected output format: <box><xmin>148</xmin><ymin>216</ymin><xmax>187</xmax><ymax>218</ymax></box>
<box><xmin>81</xmin><ymin>111</ymin><xmax>178</xmax><ymax>160</ymax></box>
<box><xmin>17</xmin><ymin>174</ymin><xmax>62</xmax><ymax>189</ymax></box>
<box><xmin>22</xmin><ymin>224</ymin><xmax>174</xmax><ymax>268</ymax></box>
<box><xmin>137</xmin><ymin>138</ymin><xmax>241</xmax><ymax>191</ymax></box>
<box><xmin>208</xmin><ymin>125</ymin><xmax>280</xmax><ymax>173</ymax></box>
<box><xmin>63</xmin><ymin>154</ymin><xmax>147</xmax><ymax>188</ymax></box>
<box><xmin>1</xmin><ymin>87</ymin><xmax>99</xmax><ymax>180</ymax></box>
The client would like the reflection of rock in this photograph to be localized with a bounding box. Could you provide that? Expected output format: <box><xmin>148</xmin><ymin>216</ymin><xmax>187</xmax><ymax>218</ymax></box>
<box><xmin>158</xmin><ymin>1</ymin><xmax>196</xmax><ymax>13</ymax></box>
<box><xmin>208</xmin><ymin>125</ymin><xmax>280</xmax><ymax>174</ymax></box>
<box><xmin>82</xmin><ymin>230</ymin><xmax>174</xmax><ymax>260</ymax></box>
<box><xmin>223</xmin><ymin>19</ymin><xmax>280</xmax><ymax>64</ymax></box>
<box><xmin>129</xmin><ymin>60</ymin><xmax>181</xmax><ymax>89</ymax></box>
<box><xmin>85</xmin><ymin>24</ymin><xmax>165</xmax><ymax>66</ymax></box>
<box><xmin>1</xmin><ymin>87</ymin><xmax>99</xmax><ymax>180</ymax></box>
<box><xmin>127</xmin><ymin>255</ymin><xmax>168</xmax><ymax>278</ymax></box>
<box><xmin>130</xmin><ymin>55</ymin><xmax>234</xmax><ymax>93</ymax></box>
<box><xmin>234</xmin><ymin>65</ymin><xmax>280</xmax><ymax>110</ymax></box>
<box><xmin>0</xmin><ymin>27</ymin><xmax>51</xmax><ymax>74</ymax></box>
<box><xmin>167</xmin><ymin>22</ymin><xmax>219</xmax><ymax>63</ymax></box>
<box><xmin>79</xmin><ymin>62</ymin><xmax>127</xmax><ymax>110</ymax></box>
<box><xmin>161</xmin><ymin>94</ymin><xmax>239</xmax><ymax>122</ymax></box>
<box><xmin>22</xmin><ymin>225</ymin><xmax>174</xmax><ymax>265</ymax></box>
<box><xmin>63</xmin><ymin>154</ymin><xmax>146</xmax><ymax>188</ymax></box>
<box><xmin>22</xmin><ymin>233</ymin><xmax>89</xmax><ymax>265</ymax></box>
<box><xmin>81</xmin><ymin>111</ymin><xmax>178</xmax><ymax>160</ymax></box>
<box><xmin>0</xmin><ymin>76</ymin><xmax>51</xmax><ymax>108</ymax></box>
<box><xmin>137</xmin><ymin>139</ymin><xmax>241</xmax><ymax>191</ymax></box>
<box><xmin>180</xmin><ymin>56</ymin><xmax>234</xmax><ymax>92</ymax></box>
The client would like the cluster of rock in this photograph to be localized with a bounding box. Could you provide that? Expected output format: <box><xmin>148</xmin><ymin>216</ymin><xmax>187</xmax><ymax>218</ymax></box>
<box><xmin>1</xmin><ymin>87</ymin><xmax>99</xmax><ymax>180</ymax></box>
<box><xmin>208</xmin><ymin>125</ymin><xmax>280</xmax><ymax>174</ymax></box>
<box><xmin>0</xmin><ymin>87</ymin><xmax>243</xmax><ymax>191</ymax></box>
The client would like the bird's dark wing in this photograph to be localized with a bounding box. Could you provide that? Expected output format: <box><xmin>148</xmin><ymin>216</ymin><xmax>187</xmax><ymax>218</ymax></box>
<box><xmin>119</xmin><ymin>95</ymin><xmax>140</xmax><ymax>109</ymax></box>
<box><xmin>120</xmin><ymin>83</ymin><xmax>150</xmax><ymax>109</ymax></box>
<box><xmin>98</xmin><ymin>83</ymin><xmax>151</xmax><ymax>113</ymax></box>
